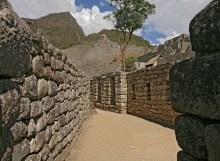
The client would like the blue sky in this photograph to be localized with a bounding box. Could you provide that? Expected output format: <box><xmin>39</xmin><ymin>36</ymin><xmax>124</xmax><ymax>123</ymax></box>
<box><xmin>9</xmin><ymin>0</ymin><xmax>212</xmax><ymax>45</ymax></box>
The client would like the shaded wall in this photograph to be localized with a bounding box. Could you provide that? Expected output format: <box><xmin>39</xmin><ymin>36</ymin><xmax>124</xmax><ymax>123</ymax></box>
<box><xmin>90</xmin><ymin>72</ymin><xmax>127</xmax><ymax>114</ymax></box>
<box><xmin>0</xmin><ymin>1</ymin><xmax>91</xmax><ymax>160</ymax></box>
<box><xmin>170</xmin><ymin>1</ymin><xmax>220</xmax><ymax>160</ymax></box>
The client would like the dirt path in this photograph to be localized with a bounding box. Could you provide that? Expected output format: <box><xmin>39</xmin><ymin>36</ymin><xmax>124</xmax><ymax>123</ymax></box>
<box><xmin>66</xmin><ymin>109</ymin><xmax>180</xmax><ymax>161</ymax></box>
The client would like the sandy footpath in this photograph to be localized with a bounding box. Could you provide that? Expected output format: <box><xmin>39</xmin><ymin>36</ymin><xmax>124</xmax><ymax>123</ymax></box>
<box><xmin>66</xmin><ymin>109</ymin><xmax>180</xmax><ymax>161</ymax></box>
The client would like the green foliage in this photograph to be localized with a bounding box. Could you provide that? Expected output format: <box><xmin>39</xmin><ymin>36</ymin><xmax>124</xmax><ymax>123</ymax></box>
<box><xmin>106</xmin><ymin>0</ymin><xmax>156</xmax><ymax>33</ymax></box>
<box><xmin>104</xmin><ymin>0</ymin><xmax>156</xmax><ymax>71</ymax></box>
<box><xmin>125</xmin><ymin>56</ymin><xmax>138</xmax><ymax>69</ymax></box>
<box><xmin>84</xmin><ymin>29</ymin><xmax>153</xmax><ymax>48</ymax></box>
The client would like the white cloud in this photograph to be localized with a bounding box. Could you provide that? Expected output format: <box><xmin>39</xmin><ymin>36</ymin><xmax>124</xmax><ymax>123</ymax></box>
<box><xmin>145</xmin><ymin>0</ymin><xmax>212</xmax><ymax>44</ymax></box>
<box><xmin>100</xmin><ymin>1</ymin><xmax>105</xmax><ymax>7</ymax></box>
<box><xmin>8</xmin><ymin>0</ymin><xmax>213</xmax><ymax>43</ymax></box>
<box><xmin>8</xmin><ymin>0</ymin><xmax>113</xmax><ymax>36</ymax></box>
<box><xmin>72</xmin><ymin>6</ymin><xmax>113</xmax><ymax>35</ymax></box>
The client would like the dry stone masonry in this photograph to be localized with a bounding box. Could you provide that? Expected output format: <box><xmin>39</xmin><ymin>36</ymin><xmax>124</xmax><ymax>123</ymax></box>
<box><xmin>90</xmin><ymin>72</ymin><xmax>127</xmax><ymax>114</ymax></box>
<box><xmin>170</xmin><ymin>1</ymin><xmax>220</xmax><ymax>160</ymax></box>
<box><xmin>90</xmin><ymin>63</ymin><xmax>180</xmax><ymax>126</ymax></box>
<box><xmin>0</xmin><ymin>1</ymin><xmax>92</xmax><ymax>160</ymax></box>
<box><xmin>127</xmin><ymin>63</ymin><xmax>179</xmax><ymax>125</ymax></box>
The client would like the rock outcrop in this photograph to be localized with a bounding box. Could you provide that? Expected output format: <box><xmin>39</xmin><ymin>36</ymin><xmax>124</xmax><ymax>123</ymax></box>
<box><xmin>170</xmin><ymin>0</ymin><xmax>220</xmax><ymax>160</ymax></box>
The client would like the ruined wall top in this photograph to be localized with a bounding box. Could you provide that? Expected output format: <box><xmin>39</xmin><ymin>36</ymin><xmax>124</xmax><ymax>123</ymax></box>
<box><xmin>190</xmin><ymin>0</ymin><xmax>220</xmax><ymax>54</ymax></box>
<box><xmin>0</xmin><ymin>0</ymin><xmax>32</xmax><ymax>78</ymax></box>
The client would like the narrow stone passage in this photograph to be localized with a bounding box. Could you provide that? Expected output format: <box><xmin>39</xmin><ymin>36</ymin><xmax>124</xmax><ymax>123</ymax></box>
<box><xmin>66</xmin><ymin>109</ymin><xmax>180</xmax><ymax>161</ymax></box>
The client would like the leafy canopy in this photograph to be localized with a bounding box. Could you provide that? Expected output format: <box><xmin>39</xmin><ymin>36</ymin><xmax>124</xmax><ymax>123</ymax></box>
<box><xmin>104</xmin><ymin>0</ymin><xmax>155</xmax><ymax>71</ymax></box>
<box><xmin>105</xmin><ymin>0</ymin><xmax>155</xmax><ymax>33</ymax></box>
<box><xmin>125</xmin><ymin>56</ymin><xmax>138</xmax><ymax>69</ymax></box>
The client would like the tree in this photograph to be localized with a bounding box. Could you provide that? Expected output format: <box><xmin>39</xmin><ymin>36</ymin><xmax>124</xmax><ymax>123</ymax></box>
<box><xmin>104</xmin><ymin>0</ymin><xmax>155</xmax><ymax>71</ymax></box>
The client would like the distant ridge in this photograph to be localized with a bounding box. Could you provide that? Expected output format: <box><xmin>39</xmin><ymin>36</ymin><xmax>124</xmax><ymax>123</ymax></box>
<box><xmin>24</xmin><ymin>12</ymin><xmax>85</xmax><ymax>49</ymax></box>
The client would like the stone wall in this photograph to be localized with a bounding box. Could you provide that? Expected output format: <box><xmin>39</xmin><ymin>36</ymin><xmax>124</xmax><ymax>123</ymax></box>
<box><xmin>127</xmin><ymin>63</ymin><xmax>180</xmax><ymax>125</ymax></box>
<box><xmin>90</xmin><ymin>72</ymin><xmax>127</xmax><ymax>114</ymax></box>
<box><xmin>0</xmin><ymin>1</ymin><xmax>92</xmax><ymax>160</ymax></box>
<box><xmin>170</xmin><ymin>1</ymin><xmax>220</xmax><ymax>160</ymax></box>
<box><xmin>91</xmin><ymin>63</ymin><xmax>180</xmax><ymax>126</ymax></box>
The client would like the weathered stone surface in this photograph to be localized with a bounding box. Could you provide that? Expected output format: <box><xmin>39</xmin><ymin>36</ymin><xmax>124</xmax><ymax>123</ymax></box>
<box><xmin>189</xmin><ymin>0</ymin><xmax>220</xmax><ymax>54</ymax></box>
<box><xmin>44</xmin><ymin>52</ymin><xmax>51</xmax><ymax>65</ymax></box>
<box><xmin>12</xmin><ymin>139</ymin><xmax>30</xmax><ymax>161</ymax></box>
<box><xmin>25</xmin><ymin>154</ymin><xmax>41</xmax><ymax>161</ymax></box>
<box><xmin>205</xmin><ymin>124</ymin><xmax>220</xmax><ymax>161</ymax></box>
<box><xmin>47</xmin><ymin>108</ymin><xmax>55</xmax><ymax>125</ymax></box>
<box><xmin>22</xmin><ymin>75</ymin><xmax>38</xmax><ymax>101</ymax></box>
<box><xmin>35</xmin><ymin>112</ymin><xmax>47</xmax><ymax>132</ymax></box>
<box><xmin>44</xmin><ymin>66</ymin><xmax>53</xmax><ymax>79</ymax></box>
<box><xmin>42</xmin><ymin>96</ymin><xmax>51</xmax><ymax>112</ymax></box>
<box><xmin>53</xmin><ymin>71</ymin><xmax>64</xmax><ymax>84</ymax></box>
<box><xmin>32</xmin><ymin>55</ymin><xmax>44</xmax><ymax>78</ymax></box>
<box><xmin>39</xmin><ymin>144</ymin><xmax>50</xmax><ymax>161</ymax></box>
<box><xmin>30</xmin><ymin>101</ymin><xmax>43</xmax><ymax>118</ymax></box>
<box><xmin>35</xmin><ymin>131</ymin><xmax>45</xmax><ymax>152</ymax></box>
<box><xmin>27</xmin><ymin>119</ymin><xmax>36</xmax><ymax>137</ymax></box>
<box><xmin>170</xmin><ymin>54</ymin><xmax>220</xmax><ymax>120</ymax></box>
<box><xmin>0</xmin><ymin>147</ymin><xmax>12</xmax><ymax>161</ymax></box>
<box><xmin>48</xmin><ymin>81</ymin><xmax>57</xmax><ymax>96</ymax></box>
<box><xmin>10</xmin><ymin>121</ymin><xmax>27</xmax><ymax>142</ymax></box>
<box><xmin>177</xmin><ymin>151</ymin><xmax>207</xmax><ymax>161</ymax></box>
<box><xmin>0</xmin><ymin>0</ymin><xmax>31</xmax><ymax>78</ymax></box>
<box><xmin>175</xmin><ymin>114</ymin><xmax>212</xmax><ymax>159</ymax></box>
<box><xmin>18</xmin><ymin>97</ymin><xmax>31</xmax><ymax>120</ymax></box>
<box><xmin>0</xmin><ymin>80</ymin><xmax>20</xmax><ymax>127</ymax></box>
<box><xmin>38</xmin><ymin>78</ymin><xmax>48</xmax><ymax>99</ymax></box>
<box><xmin>45</xmin><ymin>126</ymin><xmax>52</xmax><ymax>143</ymax></box>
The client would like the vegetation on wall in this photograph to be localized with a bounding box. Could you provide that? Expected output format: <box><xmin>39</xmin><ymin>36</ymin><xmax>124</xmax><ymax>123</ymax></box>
<box><xmin>125</xmin><ymin>56</ymin><xmax>138</xmax><ymax>71</ymax></box>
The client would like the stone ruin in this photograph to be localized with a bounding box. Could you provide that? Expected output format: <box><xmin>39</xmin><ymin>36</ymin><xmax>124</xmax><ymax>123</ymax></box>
<box><xmin>137</xmin><ymin>34</ymin><xmax>196</xmax><ymax>69</ymax></box>
<box><xmin>170</xmin><ymin>0</ymin><xmax>220</xmax><ymax>160</ymax></box>
<box><xmin>91</xmin><ymin>1</ymin><xmax>220</xmax><ymax>160</ymax></box>
<box><xmin>0</xmin><ymin>1</ymin><xmax>92</xmax><ymax>160</ymax></box>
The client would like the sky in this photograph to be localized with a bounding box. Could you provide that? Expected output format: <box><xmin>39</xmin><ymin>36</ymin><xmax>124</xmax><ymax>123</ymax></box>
<box><xmin>8</xmin><ymin>0</ymin><xmax>212</xmax><ymax>45</ymax></box>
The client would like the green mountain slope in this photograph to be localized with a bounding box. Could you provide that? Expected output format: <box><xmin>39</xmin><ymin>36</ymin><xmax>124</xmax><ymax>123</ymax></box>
<box><xmin>25</xmin><ymin>12</ymin><xmax>85</xmax><ymax>49</ymax></box>
<box><xmin>84</xmin><ymin>29</ymin><xmax>153</xmax><ymax>49</ymax></box>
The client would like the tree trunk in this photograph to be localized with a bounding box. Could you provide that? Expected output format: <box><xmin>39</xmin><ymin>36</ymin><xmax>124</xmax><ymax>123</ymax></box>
<box><xmin>122</xmin><ymin>50</ymin><xmax>126</xmax><ymax>71</ymax></box>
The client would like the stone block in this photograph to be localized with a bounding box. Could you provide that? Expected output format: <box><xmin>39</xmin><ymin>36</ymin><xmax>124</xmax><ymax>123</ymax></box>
<box><xmin>30</xmin><ymin>101</ymin><xmax>43</xmax><ymax>118</ymax></box>
<box><xmin>28</xmin><ymin>119</ymin><xmax>36</xmax><ymax>137</ymax></box>
<box><xmin>175</xmin><ymin>114</ymin><xmax>212</xmax><ymax>159</ymax></box>
<box><xmin>22</xmin><ymin>75</ymin><xmax>38</xmax><ymax>101</ymax></box>
<box><xmin>0</xmin><ymin>80</ymin><xmax>20</xmax><ymax>127</ymax></box>
<box><xmin>25</xmin><ymin>154</ymin><xmax>41</xmax><ymax>161</ymax></box>
<box><xmin>32</xmin><ymin>55</ymin><xmax>44</xmax><ymax>78</ymax></box>
<box><xmin>44</xmin><ymin>66</ymin><xmax>53</xmax><ymax>79</ymax></box>
<box><xmin>18</xmin><ymin>97</ymin><xmax>31</xmax><ymax>120</ymax></box>
<box><xmin>35</xmin><ymin>112</ymin><xmax>47</xmax><ymax>132</ymax></box>
<box><xmin>35</xmin><ymin>131</ymin><xmax>45</xmax><ymax>152</ymax></box>
<box><xmin>0</xmin><ymin>1</ymin><xmax>31</xmax><ymax>78</ymax></box>
<box><xmin>45</xmin><ymin>126</ymin><xmax>52</xmax><ymax>143</ymax></box>
<box><xmin>10</xmin><ymin>121</ymin><xmax>27</xmax><ymax>142</ymax></box>
<box><xmin>47</xmin><ymin>109</ymin><xmax>55</xmax><ymax>125</ymax></box>
<box><xmin>42</xmin><ymin>96</ymin><xmax>52</xmax><ymax>112</ymax></box>
<box><xmin>189</xmin><ymin>0</ymin><xmax>220</xmax><ymax>53</ymax></box>
<box><xmin>38</xmin><ymin>78</ymin><xmax>48</xmax><ymax>99</ymax></box>
<box><xmin>48</xmin><ymin>81</ymin><xmax>57</xmax><ymax>97</ymax></box>
<box><xmin>53</xmin><ymin>71</ymin><xmax>64</xmax><ymax>84</ymax></box>
<box><xmin>44</xmin><ymin>52</ymin><xmax>51</xmax><ymax>65</ymax></box>
<box><xmin>39</xmin><ymin>144</ymin><xmax>50</xmax><ymax>161</ymax></box>
<box><xmin>177</xmin><ymin>151</ymin><xmax>207</xmax><ymax>161</ymax></box>
<box><xmin>12</xmin><ymin>139</ymin><xmax>30</xmax><ymax>161</ymax></box>
<box><xmin>170</xmin><ymin>54</ymin><xmax>220</xmax><ymax>120</ymax></box>
<box><xmin>205</xmin><ymin>124</ymin><xmax>220</xmax><ymax>161</ymax></box>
